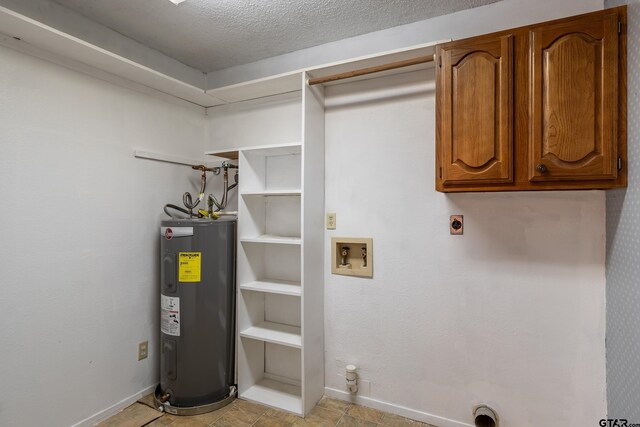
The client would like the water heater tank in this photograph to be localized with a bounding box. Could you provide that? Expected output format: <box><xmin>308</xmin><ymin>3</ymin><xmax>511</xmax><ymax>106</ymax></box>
<box><xmin>156</xmin><ymin>218</ymin><xmax>236</xmax><ymax>414</ymax></box>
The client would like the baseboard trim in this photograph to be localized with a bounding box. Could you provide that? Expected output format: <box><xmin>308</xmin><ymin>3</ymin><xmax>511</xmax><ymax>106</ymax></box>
<box><xmin>71</xmin><ymin>384</ymin><xmax>158</xmax><ymax>427</ymax></box>
<box><xmin>324</xmin><ymin>387</ymin><xmax>473</xmax><ymax>427</ymax></box>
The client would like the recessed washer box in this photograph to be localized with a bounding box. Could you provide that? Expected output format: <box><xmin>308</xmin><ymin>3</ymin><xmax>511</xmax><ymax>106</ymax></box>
<box><xmin>331</xmin><ymin>237</ymin><xmax>373</xmax><ymax>278</ymax></box>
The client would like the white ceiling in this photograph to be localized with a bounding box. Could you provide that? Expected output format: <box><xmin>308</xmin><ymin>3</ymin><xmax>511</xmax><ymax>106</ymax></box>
<box><xmin>50</xmin><ymin>0</ymin><xmax>500</xmax><ymax>73</ymax></box>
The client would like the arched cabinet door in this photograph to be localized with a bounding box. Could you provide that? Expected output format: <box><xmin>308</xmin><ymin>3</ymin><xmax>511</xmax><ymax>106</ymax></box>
<box><xmin>438</xmin><ymin>35</ymin><xmax>513</xmax><ymax>185</ymax></box>
<box><xmin>529</xmin><ymin>11</ymin><xmax>619</xmax><ymax>181</ymax></box>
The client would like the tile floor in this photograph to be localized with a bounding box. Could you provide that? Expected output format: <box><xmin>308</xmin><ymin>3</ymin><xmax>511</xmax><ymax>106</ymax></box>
<box><xmin>96</xmin><ymin>394</ymin><xmax>437</xmax><ymax>427</ymax></box>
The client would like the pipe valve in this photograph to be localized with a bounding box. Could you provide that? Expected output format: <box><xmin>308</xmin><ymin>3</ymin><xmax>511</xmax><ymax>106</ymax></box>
<box><xmin>346</xmin><ymin>365</ymin><xmax>358</xmax><ymax>394</ymax></box>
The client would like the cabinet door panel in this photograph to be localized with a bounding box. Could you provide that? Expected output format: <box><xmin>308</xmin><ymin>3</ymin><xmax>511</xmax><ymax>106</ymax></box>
<box><xmin>440</xmin><ymin>36</ymin><xmax>513</xmax><ymax>185</ymax></box>
<box><xmin>529</xmin><ymin>12</ymin><xmax>618</xmax><ymax>181</ymax></box>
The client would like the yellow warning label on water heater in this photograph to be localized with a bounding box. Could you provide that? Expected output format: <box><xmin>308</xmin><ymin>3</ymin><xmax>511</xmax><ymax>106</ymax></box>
<box><xmin>178</xmin><ymin>252</ymin><xmax>201</xmax><ymax>282</ymax></box>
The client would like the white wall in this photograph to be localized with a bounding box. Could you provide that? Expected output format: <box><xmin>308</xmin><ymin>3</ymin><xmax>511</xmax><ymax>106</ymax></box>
<box><xmin>323</xmin><ymin>69</ymin><xmax>606</xmax><ymax>427</ymax></box>
<box><xmin>0</xmin><ymin>44</ymin><xmax>207</xmax><ymax>426</ymax></box>
<box><xmin>318</xmin><ymin>1</ymin><xmax>607</xmax><ymax>426</ymax></box>
<box><xmin>605</xmin><ymin>0</ymin><xmax>640</xmax><ymax>421</ymax></box>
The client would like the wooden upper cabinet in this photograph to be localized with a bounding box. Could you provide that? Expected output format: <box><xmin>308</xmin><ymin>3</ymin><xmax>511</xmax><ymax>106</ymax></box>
<box><xmin>438</xmin><ymin>35</ymin><xmax>513</xmax><ymax>185</ymax></box>
<box><xmin>529</xmin><ymin>11</ymin><xmax>619</xmax><ymax>181</ymax></box>
<box><xmin>435</xmin><ymin>6</ymin><xmax>626</xmax><ymax>192</ymax></box>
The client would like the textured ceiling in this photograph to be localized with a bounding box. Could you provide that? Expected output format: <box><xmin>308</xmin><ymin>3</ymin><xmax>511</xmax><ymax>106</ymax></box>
<box><xmin>51</xmin><ymin>0</ymin><xmax>500</xmax><ymax>72</ymax></box>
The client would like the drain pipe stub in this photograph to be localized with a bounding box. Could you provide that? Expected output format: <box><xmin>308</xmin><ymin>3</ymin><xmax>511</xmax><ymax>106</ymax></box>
<box><xmin>473</xmin><ymin>405</ymin><xmax>498</xmax><ymax>427</ymax></box>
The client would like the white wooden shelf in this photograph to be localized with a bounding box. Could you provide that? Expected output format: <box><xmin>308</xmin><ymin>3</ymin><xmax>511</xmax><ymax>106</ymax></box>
<box><xmin>240</xmin><ymin>235</ymin><xmax>301</xmax><ymax>245</ymax></box>
<box><xmin>205</xmin><ymin>142</ymin><xmax>302</xmax><ymax>159</ymax></box>
<box><xmin>240</xmin><ymin>280</ymin><xmax>302</xmax><ymax>297</ymax></box>
<box><xmin>240</xmin><ymin>321</ymin><xmax>302</xmax><ymax>348</ymax></box>
<box><xmin>240</xmin><ymin>142</ymin><xmax>302</xmax><ymax>156</ymax></box>
<box><xmin>241</xmin><ymin>190</ymin><xmax>301</xmax><ymax>196</ymax></box>
<box><xmin>240</xmin><ymin>378</ymin><xmax>302</xmax><ymax>415</ymax></box>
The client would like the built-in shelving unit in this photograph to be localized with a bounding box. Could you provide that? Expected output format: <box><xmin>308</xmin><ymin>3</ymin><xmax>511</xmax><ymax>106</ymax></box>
<box><xmin>203</xmin><ymin>41</ymin><xmax>442</xmax><ymax>417</ymax></box>
<box><xmin>208</xmin><ymin>73</ymin><xmax>324</xmax><ymax>416</ymax></box>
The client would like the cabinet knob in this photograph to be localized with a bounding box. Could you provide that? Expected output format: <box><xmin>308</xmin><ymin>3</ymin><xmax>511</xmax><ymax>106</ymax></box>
<box><xmin>536</xmin><ymin>163</ymin><xmax>548</xmax><ymax>174</ymax></box>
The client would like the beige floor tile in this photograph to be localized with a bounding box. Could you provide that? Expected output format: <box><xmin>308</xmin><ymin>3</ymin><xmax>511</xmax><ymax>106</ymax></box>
<box><xmin>212</xmin><ymin>406</ymin><xmax>263</xmax><ymax>426</ymax></box>
<box><xmin>211</xmin><ymin>412</ymin><xmax>254</xmax><ymax>427</ymax></box>
<box><xmin>293</xmin><ymin>406</ymin><xmax>343</xmax><ymax>427</ymax></box>
<box><xmin>96</xmin><ymin>403</ymin><xmax>162</xmax><ymax>427</ymax></box>
<box><xmin>379</xmin><ymin>412</ymin><xmax>428</xmax><ymax>426</ymax></box>
<box><xmin>233</xmin><ymin>398</ymin><xmax>270</xmax><ymax>416</ymax></box>
<box><xmin>211</xmin><ymin>416</ymin><xmax>251</xmax><ymax>427</ymax></box>
<box><xmin>292</xmin><ymin>417</ymin><xmax>336</xmax><ymax>427</ymax></box>
<box><xmin>145</xmin><ymin>416</ymin><xmax>172</xmax><ymax>426</ymax></box>
<box><xmin>263</xmin><ymin>408</ymin><xmax>303</xmax><ymax>423</ymax></box>
<box><xmin>99</xmin><ymin>394</ymin><xmax>442</xmax><ymax>427</ymax></box>
<box><xmin>308</xmin><ymin>406</ymin><xmax>344</xmax><ymax>422</ymax></box>
<box><xmin>336</xmin><ymin>414</ymin><xmax>377</xmax><ymax>426</ymax></box>
<box><xmin>137</xmin><ymin>393</ymin><xmax>158</xmax><ymax>410</ymax></box>
<box><xmin>254</xmin><ymin>413</ymin><xmax>296</xmax><ymax>426</ymax></box>
<box><xmin>155</xmin><ymin>414</ymin><xmax>210</xmax><ymax>427</ymax></box>
<box><xmin>316</xmin><ymin>397</ymin><xmax>351</xmax><ymax>414</ymax></box>
<box><xmin>180</xmin><ymin>404</ymin><xmax>233</xmax><ymax>425</ymax></box>
<box><xmin>346</xmin><ymin>405</ymin><xmax>384</xmax><ymax>424</ymax></box>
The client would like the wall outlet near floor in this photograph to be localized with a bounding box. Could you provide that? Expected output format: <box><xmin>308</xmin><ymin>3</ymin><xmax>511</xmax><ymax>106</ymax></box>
<box><xmin>138</xmin><ymin>341</ymin><xmax>148</xmax><ymax>360</ymax></box>
<box><xmin>327</xmin><ymin>212</ymin><xmax>336</xmax><ymax>230</ymax></box>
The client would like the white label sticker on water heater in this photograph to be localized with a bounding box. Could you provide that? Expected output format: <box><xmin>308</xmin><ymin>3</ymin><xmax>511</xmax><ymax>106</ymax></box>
<box><xmin>161</xmin><ymin>295</ymin><xmax>180</xmax><ymax>336</ymax></box>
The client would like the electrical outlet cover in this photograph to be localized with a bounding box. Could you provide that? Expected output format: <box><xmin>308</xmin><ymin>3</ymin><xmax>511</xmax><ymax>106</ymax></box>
<box><xmin>450</xmin><ymin>215</ymin><xmax>463</xmax><ymax>235</ymax></box>
<box><xmin>138</xmin><ymin>341</ymin><xmax>149</xmax><ymax>360</ymax></box>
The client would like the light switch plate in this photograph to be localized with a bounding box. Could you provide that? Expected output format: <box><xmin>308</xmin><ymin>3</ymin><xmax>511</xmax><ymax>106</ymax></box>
<box><xmin>327</xmin><ymin>212</ymin><xmax>336</xmax><ymax>230</ymax></box>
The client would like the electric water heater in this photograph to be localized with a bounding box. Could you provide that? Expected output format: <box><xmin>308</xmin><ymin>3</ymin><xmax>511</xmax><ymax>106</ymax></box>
<box><xmin>155</xmin><ymin>218</ymin><xmax>236</xmax><ymax>415</ymax></box>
